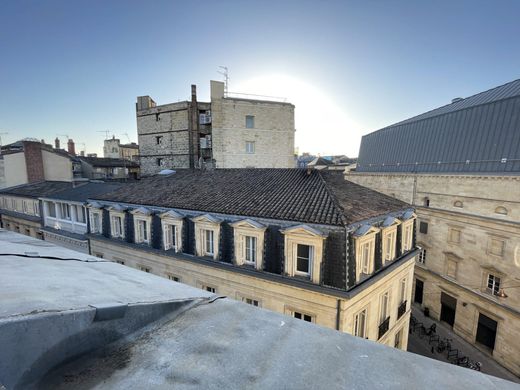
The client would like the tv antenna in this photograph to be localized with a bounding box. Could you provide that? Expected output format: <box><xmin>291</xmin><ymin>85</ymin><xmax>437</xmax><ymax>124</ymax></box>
<box><xmin>218</xmin><ymin>66</ymin><xmax>229</xmax><ymax>95</ymax></box>
<box><xmin>97</xmin><ymin>130</ymin><xmax>111</xmax><ymax>139</ymax></box>
<box><xmin>56</xmin><ymin>134</ymin><xmax>70</xmax><ymax>141</ymax></box>
<box><xmin>121</xmin><ymin>132</ymin><xmax>131</xmax><ymax>143</ymax></box>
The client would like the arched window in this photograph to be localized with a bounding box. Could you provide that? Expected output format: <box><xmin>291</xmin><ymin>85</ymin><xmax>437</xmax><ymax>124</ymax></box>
<box><xmin>423</xmin><ymin>197</ymin><xmax>430</xmax><ymax>207</ymax></box>
<box><xmin>453</xmin><ymin>201</ymin><xmax>463</xmax><ymax>208</ymax></box>
<box><xmin>495</xmin><ymin>206</ymin><xmax>508</xmax><ymax>215</ymax></box>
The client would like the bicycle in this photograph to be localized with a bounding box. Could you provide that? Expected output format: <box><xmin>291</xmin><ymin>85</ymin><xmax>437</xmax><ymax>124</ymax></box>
<box><xmin>468</xmin><ymin>361</ymin><xmax>482</xmax><ymax>371</ymax></box>
<box><xmin>436</xmin><ymin>338</ymin><xmax>452</xmax><ymax>353</ymax></box>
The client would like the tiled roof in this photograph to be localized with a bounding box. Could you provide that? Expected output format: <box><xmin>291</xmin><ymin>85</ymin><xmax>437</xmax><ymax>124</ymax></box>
<box><xmin>44</xmin><ymin>182</ymin><xmax>125</xmax><ymax>203</ymax></box>
<box><xmin>0</xmin><ymin>181</ymin><xmax>74</xmax><ymax>198</ymax></box>
<box><xmin>78</xmin><ymin>156</ymin><xmax>139</xmax><ymax>168</ymax></box>
<box><xmin>92</xmin><ymin>169</ymin><xmax>409</xmax><ymax>226</ymax></box>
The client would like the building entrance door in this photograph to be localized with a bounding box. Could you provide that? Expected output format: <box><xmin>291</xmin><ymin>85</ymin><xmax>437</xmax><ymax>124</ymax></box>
<box><xmin>475</xmin><ymin>313</ymin><xmax>497</xmax><ymax>351</ymax></box>
<box><xmin>440</xmin><ymin>292</ymin><xmax>456</xmax><ymax>327</ymax></box>
<box><xmin>414</xmin><ymin>279</ymin><xmax>424</xmax><ymax>304</ymax></box>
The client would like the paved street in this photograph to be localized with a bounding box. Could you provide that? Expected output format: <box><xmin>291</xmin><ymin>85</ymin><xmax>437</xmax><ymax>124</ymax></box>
<box><xmin>407</xmin><ymin>305</ymin><xmax>520</xmax><ymax>384</ymax></box>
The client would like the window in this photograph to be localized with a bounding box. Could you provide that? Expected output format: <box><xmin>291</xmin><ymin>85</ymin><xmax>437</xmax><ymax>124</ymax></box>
<box><xmin>495</xmin><ymin>206</ymin><xmax>508</xmax><ymax>215</ymax></box>
<box><xmin>90</xmin><ymin>211</ymin><xmax>102</xmax><ymax>234</ymax></box>
<box><xmin>446</xmin><ymin>258</ymin><xmax>457</xmax><ymax>279</ymax></box>
<box><xmin>402</xmin><ymin>222</ymin><xmax>413</xmax><ymax>251</ymax></box>
<box><xmin>163</xmin><ymin>224</ymin><xmax>178</xmax><ymax>251</ymax></box>
<box><xmin>93</xmin><ymin>252</ymin><xmax>104</xmax><ymax>258</ymax></box>
<box><xmin>47</xmin><ymin>202</ymin><xmax>56</xmax><ymax>218</ymax></box>
<box><xmin>156</xmin><ymin>136</ymin><xmax>163</xmax><ymax>145</ymax></box>
<box><xmin>244</xmin><ymin>236</ymin><xmax>257</xmax><ymax>265</ymax></box>
<box><xmin>399</xmin><ymin>278</ymin><xmax>407</xmax><ymax>303</ymax></box>
<box><xmin>22</xmin><ymin>200</ymin><xmax>28</xmax><ymax>213</ymax></box>
<box><xmin>423</xmin><ymin>197</ymin><xmax>430</xmax><ymax>207</ymax></box>
<box><xmin>203</xmin><ymin>286</ymin><xmax>216</xmax><ymax>293</ymax></box>
<box><xmin>354</xmin><ymin>309</ymin><xmax>367</xmax><ymax>338</ymax></box>
<box><xmin>33</xmin><ymin>202</ymin><xmax>39</xmax><ymax>216</ymax></box>
<box><xmin>394</xmin><ymin>328</ymin><xmax>403</xmax><ymax>349</ymax></box>
<box><xmin>135</xmin><ymin>219</ymin><xmax>149</xmax><ymax>244</ymax></box>
<box><xmin>359</xmin><ymin>240</ymin><xmax>373</xmax><ymax>275</ymax></box>
<box><xmin>75</xmin><ymin>205</ymin><xmax>86</xmax><ymax>223</ymax></box>
<box><xmin>167</xmin><ymin>274</ymin><xmax>180</xmax><ymax>282</ymax></box>
<box><xmin>11</xmin><ymin>199</ymin><xmax>16</xmax><ymax>210</ymax></box>
<box><xmin>418</xmin><ymin>248</ymin><xmax>426</xmax><ymax>264</ymax></box>
<box><xmin>245</xmin><ymin>141</ymin><xmax>255</xmax><ymax>154</ymax></box>
<box><xmin>487</xmin><ymin>274</ymin><xmax>501</xmax><ymax>295</ymax></box>
<box><xmin>111</xmin><ymin>215</ymin><xmax>124</xmax><ymax>238</ymax></box>
<box><xmin>245</xmin><ymin>115</ymin><xmax>255</xmax><ymax>128</ymax></box>
<box><xmin>295</xmin><ymin>244</ymin><xmax>312</xmax><ymax>276</ymax></box>
<box><xmin>380</xmin><ymin>291</ymin><xmax>390</xmax><ymax>323</ymax></box>
<box><xmin>203</xmin><ymin>229</ymin><xmax>214</xmax><ymax>256</ymax></box>
<box><xmin>116</xmin><ymin>260</ymin><xmax>125</xmax><ymax>265</ymax></box>
<box><xmin>155</xmin><ymin>113</ymin><xmax>160</xmax><ymax>121</ymax></box>
<box><xmin>293</xmin><ymin>311</ymin><xmax>313</xmax><ymax>322</ymax></box>
<box><xmin>383</xmin><ymin>230</ymin><xmax>396</xmax><ymax>263</ymax></box>
<box><xmin>60</xmin><ymin>204</ymin><xmax>71</xmax><ymax>220</ymax></box>
<box><xmin>453</xmin><ymin>200</ymin><xmax>463</xmax><ymax>208</ymax></box>
<box><xmin>448</xmin><ymin>228</ymin><xmax>461</xmax><ymax>244</ymax></box>
<box><xmin>139</xmin><ymin>266</ymin><xmax>150</xmax><ymax>273</ymax></box>
<box><xmin>419</xmin><ymin>221</ymin><xmax>428</xmax><ymax>234</ymax></box>
<box><xmin>243</xmin><ymin>297</ymin><xmax>260</xmax><ymax>307</ymax></box>
<box><xmin>156</xmin><ymin>158</ymin><xmax>163</xmax><ymax>166</ymax></box>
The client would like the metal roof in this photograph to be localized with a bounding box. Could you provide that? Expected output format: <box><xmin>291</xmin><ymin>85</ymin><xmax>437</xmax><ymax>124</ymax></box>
<box><xmin>357</xmin><ymin>79</ymin><xmax>520</xmax><ymax>173</ymax></box>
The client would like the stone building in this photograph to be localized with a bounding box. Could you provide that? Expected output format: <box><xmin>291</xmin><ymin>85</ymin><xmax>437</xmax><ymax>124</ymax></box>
<box><xmin>346</xmin><ymin>79</ymin><xmax>520</xmax><ymax>376</ymax></box>
<box><xmin>103</xmin><ymin>136</ymin><xmax>139</xmax><ymax>161</ymax></box>
<box><xmin>136</xmin><ymin>81</ymin><xmax>295</xmax><ymax>175</ymax></box>
<box><xmin>78</xmin><ymin>156</ymin><xmax>140</xmax><ymax>180</ymax></box>
<box><xmin>84</xmin><ymin>169</ymin><xmax>418</xmax><ymax>349</ymax></box>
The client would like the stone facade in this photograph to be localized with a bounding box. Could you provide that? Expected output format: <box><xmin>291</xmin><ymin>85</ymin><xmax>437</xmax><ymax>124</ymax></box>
<box><xmin>136</xmin><ymin>81</ymin><xmax>295</xmax><ymax>175</ymax></box>
<box><xmin>103</xmin><ymin>137</ymin><xmax>139</xmax><ymax>161</ymax></box>
<box><xmin>89</xmin><ymin>236</ymin><xmax>414</xmax><ymax>349</ymax></box>
<box><xmin>0</xmin><ymin>194</ymin><xmax>42</xmax><ymax>239</ymax></box>
<box><xmin>345</xmin><ymin>172</ymin><xmax>520</xmax><ymax>375</ymax></box>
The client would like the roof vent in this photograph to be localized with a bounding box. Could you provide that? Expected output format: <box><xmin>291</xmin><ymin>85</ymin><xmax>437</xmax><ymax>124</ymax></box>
<box><xmin>451</xmin><ymin>97</ymin><xmax>464</xmax><ymax>104</ymax></box>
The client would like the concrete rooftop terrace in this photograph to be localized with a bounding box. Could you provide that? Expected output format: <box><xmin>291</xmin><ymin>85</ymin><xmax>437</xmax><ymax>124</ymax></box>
<box><xmin>0</xmin><ymin>229</ymin><xmax>517</xmax><ymax>389</ymax></box>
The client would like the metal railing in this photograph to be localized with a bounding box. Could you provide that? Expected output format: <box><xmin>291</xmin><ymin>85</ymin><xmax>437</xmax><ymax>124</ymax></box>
<box><xmin>398</xmin><ymin>300</ymin><xmax>407</xmax><ymax>319</ymax></box>
<box><xmin>378</xmin><ymin>316</ymin><xmax>390</xmax><ymax>339</ymax></box>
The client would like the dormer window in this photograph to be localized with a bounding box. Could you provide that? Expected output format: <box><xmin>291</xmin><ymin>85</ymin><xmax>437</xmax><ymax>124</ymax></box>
<box><xmin>381</xmin><ymin>216</ymin><xmax>400</xmax><ymax>264</ymax></box>
<box><xmin>230</xmin><ymin>219</ymin><xmax>267</xmax><ymax>270</ymax></box>
<box><xmin>131</xmin><ymin>207</ymin><xmax>153</xmax><ymax>245</ymax></box>
<box><xmin>108</xmin><ymin>204</ymin><xmax>127</xmax><ymax>239</ymax></box>
<box><xmin>160</xmin><ymin>210</ymin><xmax>184</xmax><ymax>252</ymax></box>
<box><xmin>354</xmin><ymin>224</ymin><xmax>379</xmax><ymax>281</ymax></box>
<box><xmin>399</xmin><ymin>212</ymin><xmax>416</xmax><ymax>252</ymax></box>
<box><xmin>87</xmin><ymin>202</ymin><xmax>103</xmax><ymax>234</ymax></box>
<box><xmin>192</xmin><ymin>214</ymin><xmax>222</xmax><ymax>260</ymax></box>
<box><xmin>281</xmin><ymin>225</ymin><xmax>326</xmax><ymax>284</ymax></box>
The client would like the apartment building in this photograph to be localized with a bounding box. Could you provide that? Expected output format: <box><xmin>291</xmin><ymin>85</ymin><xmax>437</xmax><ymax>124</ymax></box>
<box><xmin>82</xmin><ymin>169</ymin><xmax>417</xmax><ymax>348</ymax></box>
<box><xmin>136</xmin><ymin>81</ymin><xmax>295</xmax><ymax>175</ymax></box>
<box><xmin>103</xmin><ymin>136</ymin><xmax>139</xmax><ymax>161</ymax></box>
<box><xmin>346</xmin><ymin>79</ymin><xmax>520</xmax><ymax>375</ymax></box>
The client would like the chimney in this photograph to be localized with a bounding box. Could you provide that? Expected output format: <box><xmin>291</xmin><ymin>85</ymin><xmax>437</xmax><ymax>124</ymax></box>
<box><xmin>41</xmin><ymin>139</ymin><xmax>45</xmax><ymax>144</ymax></box>
<box><xmin>67</xmin><ymin>139</ymin><xmax>76</xmax><ymax>155</ymax></box>
<box><xmin>80</xmin><ymin>150</ymin><xmax>85</xmax><ymax>157</ymax></box>
<box><xmin>191</xmin><ymin>84</ymin><xmax>197</xmax><ymax>102</ymax></box>
<box><xmin>55</xmin><ymin>137</ymin><xmax>60</xmax><ymax>149</ymax></box>
<box><xmin>23</xmin><ymin>141</ymin><xmax>45</xmax><ymax>183</ymax></box>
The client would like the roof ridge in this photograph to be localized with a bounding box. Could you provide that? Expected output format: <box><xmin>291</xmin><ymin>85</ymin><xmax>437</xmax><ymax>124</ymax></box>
<box><xmin>316</xmin><ymin>171</ymin><xmax>348</xmax><ymax>226</ymax></box>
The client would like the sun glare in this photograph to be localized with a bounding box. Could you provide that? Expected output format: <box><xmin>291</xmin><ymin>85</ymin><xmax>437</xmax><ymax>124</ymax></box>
<box><xmin>234</xmin><ymin>74</ymin><xmax>361</xmax><ymax>157</ymax></box>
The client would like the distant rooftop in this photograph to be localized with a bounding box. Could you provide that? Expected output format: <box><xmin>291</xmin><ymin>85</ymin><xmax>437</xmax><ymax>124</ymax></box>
<box><xmin>78</xmin><ymin>156</ymin><xmax>139</xmax><ymax>168</ymax></box>
<box><xmin>0</xmin><ymin>229</ymin><xmax>514</xmax><ymax>389</ymax></box>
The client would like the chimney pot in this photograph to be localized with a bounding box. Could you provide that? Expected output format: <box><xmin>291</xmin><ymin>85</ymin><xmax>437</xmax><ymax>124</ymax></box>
<box><xmin>55</xmin><ymin>137</ymin><xmax>60</xmax><ymax>149</ymax></box>
<box><xmin>67</xmin><ymin>139</ymin><xmax>76</xmax><ymax>155</ymax></box>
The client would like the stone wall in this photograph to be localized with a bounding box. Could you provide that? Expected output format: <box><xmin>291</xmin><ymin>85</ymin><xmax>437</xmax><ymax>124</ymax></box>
<box><xmin>346</xmin><ymin>171</ymin><xmax>520</xmax><ymax>375</ymax></box>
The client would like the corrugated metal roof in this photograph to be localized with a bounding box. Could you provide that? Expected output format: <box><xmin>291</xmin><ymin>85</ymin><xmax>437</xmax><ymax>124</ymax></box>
<box><xmin>357</xmin><ymin>79</ymin><xmax>520</xmax><ymax>173</ymax></box>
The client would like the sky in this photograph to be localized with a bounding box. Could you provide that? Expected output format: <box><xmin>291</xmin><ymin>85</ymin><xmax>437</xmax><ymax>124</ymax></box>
<box><xmin>1</xmin><ymin>0</ymin><xmax>519</xmax><ymax>157</ymax></box>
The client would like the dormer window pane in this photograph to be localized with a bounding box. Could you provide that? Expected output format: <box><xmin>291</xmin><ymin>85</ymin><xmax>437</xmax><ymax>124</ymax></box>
<box><xmin>245</xmin><ymin>236</ymin><xmax>256</xmax><ymax>264</ymax></box>
<box><xmin>204</xmin><ymin>229</ymin><xmax>214</xmax><ymax>255</ymax></box>
<box><xmin>296</xmin><ymin>244</ymin><xmax>311</xmax><ymax>274</ymax></box>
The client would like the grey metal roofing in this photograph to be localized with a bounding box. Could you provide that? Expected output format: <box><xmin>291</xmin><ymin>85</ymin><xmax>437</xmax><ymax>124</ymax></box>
<box><xmin>357</xmin><ymin>79</ymin><xmax>520</xmax><ymax>173</ymax></box>
<box><xmin>44</xmin><ymin>182</ymin><xmax>124</xmax><ymax>203</ymax></box>
<box><xmin>0</xmin><ymin>230</ymin><xmax>514</xmax><ymax>389</ymax></box>
<box><xmin>0</xmin><ymin>181</ymin><xmax>73</xmax><ymax>198</ymax></box>
<box><xmin>92</xmin><ymin>169</ymin><xmax>409</xmax><ymax>226</ymax></box>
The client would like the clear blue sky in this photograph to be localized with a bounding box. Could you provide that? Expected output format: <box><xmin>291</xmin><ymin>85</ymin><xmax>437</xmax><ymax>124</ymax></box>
<box><xmin>1</xmin><ymin>0</ymin><xmax>519</xmax><ymax>157</ymax></box>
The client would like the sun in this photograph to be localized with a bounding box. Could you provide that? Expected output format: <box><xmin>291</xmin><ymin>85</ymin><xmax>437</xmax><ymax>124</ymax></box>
<box><xmin>233</xmin><ymin>74</ymin><xmax>362</xmax><ymax>157</ymax></box>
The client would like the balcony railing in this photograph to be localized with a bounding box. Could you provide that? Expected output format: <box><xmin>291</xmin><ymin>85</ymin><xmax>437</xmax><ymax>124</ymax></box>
<box><xmin>378</xmin><ymin>316</ymin><xmax>390</xmax><ymax>339</ymax></box>
<box><xmin>398</xmin><ymin>300</ymin><xmax>407</xmax><ymax>319</ymax></box>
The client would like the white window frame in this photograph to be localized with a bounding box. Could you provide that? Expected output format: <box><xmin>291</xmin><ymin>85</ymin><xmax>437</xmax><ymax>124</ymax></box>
<box><xmin>160</xmin><ymin>210</ymin><xmax>184</xmax><ymax>252</ymax></box>
<box><xmin>88</xmin><ymin>208</ymin><xmax>103</xmax><ymax>234</ymax></box>
<box><xmin>355</xmin><ymin>230</ymin><xmax>377</xmax><ymax>281</ymax></box>
<box><xmin>60</xmin><ymin>203</ymin><xmax>71</xmax><ymax>220</ymax></box>
<box><xmin>134</xmin><ymin>217</ymin><xmax>150</xmax><ymax>244</ymax></box>
<box><xmin>294</xmin><ymin>243</ymin><xmax>313</xmax><ymax>277</ymax></box>
<box><xmin>244</xmin><ymin>235</ymin><xmax>257</xmax><ymax>265</ymax></box>
<box><xmin>487</xmin><ymin>274</ymin><xmax>501</xmax><ymax>295</ymax></box>
<box><xmin>285</xmin><ymin>307</ymin><xmax>315</xmax><ymax>323</ymax></box>
<box><xmin>399</xmin><ymin>277</ymin><xmax>407</xmax><ymax>303</ymax></box>
<box><xmin>110</xmin><ymin>213</ymin><xmax>125</xmax><ymax>239</ymax></box>
<box><xmin>46</xmin><ymin>201</ymin><xmax>57</xmax><ymax>218</ymax></box>
<box><xmin>33</xmin><ymin>201</ymin><xmax>40</xmax><ymax>216</ymax></box>
<box><xmin>245</xmin><ymin>115</ymin><xmax>255</xmax><ymax>128</ymax></box>
<box><xmin>354</xmin><ymin>308</ymin><xmax>368</xmax><ymax>338</ymax></box>
<box><xmin>203</xmin><ymin>229</ymin><xmax>214</xmax><ymax>255</ymax></box>
<box><xmin>281</xmin><ymin>225</ymin><xmax>326</xmax><ymax>284</ymax></box>
<box><xmin>382</xmin><ymin>226</ymin><xmax>397</xmax><ymax>263</ymax></box>
<box><xmin>192</xmin><ymin>214</ymin><xmax>221</xmax><ymax>260</ymax></box>
<box><xmin>418</xmin><ymin>247</ymin><xmax>426</xmax><ymax>264</ymax></box>
<box><xmin>230</xmin><ymin>219</ymin><xmax>266</xmax><ymax>270</ymax></box>
<box><xmin>379</xmin><ymin>291</ymin><xmax>390</xmax><ymax>323</ymax></box>
<box><xmin>401</xmin><ymin>220</ymin><xmax>414</xmax><ymax>251</ymax></box>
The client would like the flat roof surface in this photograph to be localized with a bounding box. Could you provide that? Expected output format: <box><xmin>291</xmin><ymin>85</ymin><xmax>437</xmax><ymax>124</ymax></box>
<box><xmin>0</xmin><ymin>230</ymin><xmax>516</xmax><ymax>389</ymax></box>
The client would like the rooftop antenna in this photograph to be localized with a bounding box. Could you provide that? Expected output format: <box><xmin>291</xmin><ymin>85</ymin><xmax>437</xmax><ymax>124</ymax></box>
<box><xmin>97</xmin><ymin>130</ymin><xmax>111</xmax><ymax>140</ymax></box>
<box><xmin>218</xmin><ymin>66</ymin><xmax>229</xmax><ymax>95</ymax></box>
<box><xmin>57</xmin><ymin>134</ymin><xmax>69</xmax><ymax>142</ymax></box>
<box><xmin>122</xmin><ymin>132</ymin><xmax>131</xmax><ymax>143</ymax></box>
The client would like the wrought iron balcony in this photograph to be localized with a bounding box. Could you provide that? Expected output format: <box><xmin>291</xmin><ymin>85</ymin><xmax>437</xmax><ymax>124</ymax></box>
<box><xmin>378</xmin><ymin>316</ymin><xmax>390</xmax><ymax>339</ymax></box>
<box><xmin>398</xmin><ymin>300</ymin><xmax>407</xmax><ymax>319</ymax></box>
